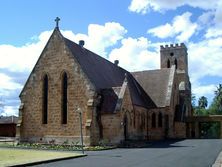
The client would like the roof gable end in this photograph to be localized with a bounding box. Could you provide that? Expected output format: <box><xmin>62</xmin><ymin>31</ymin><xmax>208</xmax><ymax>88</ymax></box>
<box><xmin>19</xmin><ymin>28</ymin><xmax>64</xmax><ymax>97</ymax></box>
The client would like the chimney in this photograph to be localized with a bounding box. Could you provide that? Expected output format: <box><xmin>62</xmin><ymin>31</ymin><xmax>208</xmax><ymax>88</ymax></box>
<box><xmin>114</xmin><ymin>60</ymin><xmax>119</xmax><ymax>66</ymax></box>
<box><xmin>79</xmin><ymin>40</ymin><xmax>85</xmax><ymax>47</ymax></box>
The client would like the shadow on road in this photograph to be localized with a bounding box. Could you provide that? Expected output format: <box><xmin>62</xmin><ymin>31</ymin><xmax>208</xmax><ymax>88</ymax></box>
<box><xmin>118</xmin><ymin>139</ymin><xmax>191</xmax><ymax>149</ymax></box>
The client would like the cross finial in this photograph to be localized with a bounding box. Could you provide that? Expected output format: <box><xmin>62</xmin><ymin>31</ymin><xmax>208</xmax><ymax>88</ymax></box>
<box><xmin>55</xmin><ymin>17</ymin><xmax>60</xmax><ymax>28</ymax></box>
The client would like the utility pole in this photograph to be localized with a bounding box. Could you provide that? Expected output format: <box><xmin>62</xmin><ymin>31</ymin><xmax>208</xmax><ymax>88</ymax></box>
<box><xmin>77</xmin><ymin>108</ymin><xmax>84</xmax><ymax>154</ymax></box>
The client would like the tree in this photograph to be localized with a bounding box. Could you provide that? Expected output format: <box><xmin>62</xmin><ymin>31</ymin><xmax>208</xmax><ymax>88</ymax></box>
<box><xmin>198</xmin><ymin>96</ymin><xmax>208</xmax><ymax>109</ymax></box>
<box><xmin>191</xmin><ymin>94</ymin><xmax>196</xmax><ymax>108</ymax></box>
<box><xmin>207</xmin><ymin>84</ymin><xmax>222</xmax><ymax>115</ymax></box>
<box><xmin>215</xmin><ymin>84</ymin><xmax>222</xmax><ymax>111</ymax></box>
<box><xmin>193</xmin><ymin>96</ymin><xmax>208</xmax><ymax>116</ymax></box>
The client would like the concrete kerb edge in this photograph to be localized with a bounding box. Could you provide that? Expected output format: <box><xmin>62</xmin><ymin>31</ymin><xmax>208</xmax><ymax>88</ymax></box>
<box><xmin>212</xmin><ymin>151</ymin><xmax>222</xmax><ymax>167</ymax></box>
<box><xmin>9</xmin><ymin>154</ymin><xmax>87</xmax><ymax>167</ymax></box>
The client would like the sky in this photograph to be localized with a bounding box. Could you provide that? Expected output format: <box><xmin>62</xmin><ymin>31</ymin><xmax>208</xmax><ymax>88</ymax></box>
<box><xmin>0</xmin><ymin>0</ymin><xmax>222</xmax><ymax>116</ymax></box>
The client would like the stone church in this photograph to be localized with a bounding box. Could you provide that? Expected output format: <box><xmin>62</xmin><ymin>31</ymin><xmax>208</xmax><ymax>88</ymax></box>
<box><xmin>17</xmin><ymin>20</ymin><xmax>192</xmax><ymax>145</ymax></box>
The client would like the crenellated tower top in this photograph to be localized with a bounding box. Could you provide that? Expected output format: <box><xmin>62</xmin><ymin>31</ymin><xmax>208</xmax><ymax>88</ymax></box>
<box><xmin>160</xmin><ymin>43</ymin><xmax>188</xmax><ymax>73</ymax></box>
<box><xmin>160</xmin><ymin>43</ymin><xmax>187</xmax><ymax>50</ymax></box>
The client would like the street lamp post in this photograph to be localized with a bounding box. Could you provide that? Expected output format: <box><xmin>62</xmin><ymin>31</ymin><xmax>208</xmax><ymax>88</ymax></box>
<box><xmin>77</xmin><ymin>108</ymin><xmax>84</xmax><ymax>154</ymax></box>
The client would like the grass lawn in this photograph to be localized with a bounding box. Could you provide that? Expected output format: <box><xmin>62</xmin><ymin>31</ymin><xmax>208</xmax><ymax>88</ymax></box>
<box><xmin>0</xmin><ymin>148</ymin><xmax>83</xmax><ymax>167</ymax></box>
<box><xmin>0</xmin><ymin>142</ymin><xmax>16</xmax><ymax>147</ymax></box>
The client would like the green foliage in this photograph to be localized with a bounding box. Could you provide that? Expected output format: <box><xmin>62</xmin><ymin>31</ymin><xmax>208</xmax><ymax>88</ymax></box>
<box><xmin>194</xmin><ymin>107</ymin><xmax>208</xmax><ymax>116</ymax></box>
<box><xmin>211</xmin><ymin>84</ymin><xmax>222</xmax><ymax>112</ymax></box>
<box><xmin>71</xmin><ymin>140</ymin><xmax>79</xmax><ymax>146</ymax></box>
<box><xmin>85</xmin><ymin>145</ymin><xmax>115</xmax><ymax>151</ymax></box>
<box><xmin>14</xmin><ymin>142</ymin><xmax>83</xmax><ymax>151</ymax></box>
<box><xmin>98</xmin><ymin>139</ymin><xmax>109</xmax><ymax>146</ymax></box>
<box><xmin>193</xmin><ymin>83</ymin><xmax>222</xmax><ymax>115</ymax></box>
<box><xmin>191</xmin><ymin>94</ymin><xmax>196</xmax><ymax>108</ymax></box>
<box><xmin>63</xmin><ymin>139</ymin><xmax>69</xmax><ymax>145</ymax></box>
<box><xmin>198</xmin><ymin>96</ymin><xmax>208</xmax><ymax>109</ymax></box>
<box><xmin>1</xmin><ymin>142</ymin><xmax>115</xmax><ymax>151</ymax></box>
<box><xmin>208</xmin><ymin>98</ymin><xmax>222</xmax><ymax>115</ymax></box>
<box><xmin>193</xmin><ymin>84</ymin><xmax>222</xmax><ymax>138</ymax></box>
<box><xmin>200</xmin><ymin>122</ymin><xmax>220</xmax><ymax>139</ymax></box>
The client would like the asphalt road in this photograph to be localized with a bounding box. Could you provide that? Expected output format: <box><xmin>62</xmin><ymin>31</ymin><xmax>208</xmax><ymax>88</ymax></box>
<box><xmin>35</xmin><ymin>139</ymin><xmax>222</xmax><ymax>167</ymax></box>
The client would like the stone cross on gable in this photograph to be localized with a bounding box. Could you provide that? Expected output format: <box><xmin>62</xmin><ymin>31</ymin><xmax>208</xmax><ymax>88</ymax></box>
<box><xmin>55</xmin><ymin>17</ymin><xmax>60</xmax><ymax>28</ymax></box>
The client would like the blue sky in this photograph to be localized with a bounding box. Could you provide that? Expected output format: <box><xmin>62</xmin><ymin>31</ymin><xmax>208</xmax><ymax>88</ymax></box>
<box><xmin>0</xmin><ymin>0</ymin><xmax>222</xmax><ymax>115</ymax></box>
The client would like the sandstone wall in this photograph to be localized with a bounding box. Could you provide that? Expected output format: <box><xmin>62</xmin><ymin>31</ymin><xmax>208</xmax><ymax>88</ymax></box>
<box><xmin>19</xmin><ymin>30</ymin><xmax>96</xmax><ymax>145</ymax></box>
<box><xmin>174</xmin><ymin>122</ymin><xmax>186</xmax><ymax>138</ymax></box>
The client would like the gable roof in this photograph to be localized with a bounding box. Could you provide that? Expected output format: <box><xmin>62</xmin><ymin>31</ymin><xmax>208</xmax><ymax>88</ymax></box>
<box><xmin>64</xmin><ymin>37</ymin><xmax>156</xmax><ymax>109</ymax></box>
<box><xmin>20</xmin><ymin>27</ymin><xmax>156</xmax><ymax>110</ymax></box>
<box><xmin>132</xmin><ymin>67</ymin><xmax>175</xmax><ymax>107</ymax></box>
<box><xmin>64</xmin><ymin>38</ymin><xmax>126</xmax><ymax>90</ymax></box>
<box><xmin>19</xmin><ymin>28</ymin><xmax>64</xmax><ymax>97</ymax></box>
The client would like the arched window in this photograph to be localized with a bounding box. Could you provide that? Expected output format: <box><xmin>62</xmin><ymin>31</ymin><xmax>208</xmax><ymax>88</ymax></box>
<box><xmin>42</xmin><ymin>75</ymin><xmax>48</xmax><ymax>124</ymax></box>
<box><xmin>152</xmin><ymin>113</ymin><xmax>156</xmax><ymax>128</ymax></box>
<box><xmin>61</xmin><ymin>72</ymin><xmax>68</xmax><ymax>124</ymax></box>
<box><xmin>158</xmin><ymin>112</ymin><xmax>162</xmax><ymax>127</ymax></box>
<box><xmin>174</xmin><ymin>59</ymin><xmax>178</xmax><ymax>69</ymax></box>
<box><xmin>167</xmin><ymin>59</ymin><xmax>170</xmax><ymax>68</ymax></box>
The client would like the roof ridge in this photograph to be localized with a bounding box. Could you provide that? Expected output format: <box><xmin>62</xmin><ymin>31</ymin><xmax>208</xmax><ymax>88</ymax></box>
<box><xmin>165</xmin><ymin>66</ymin><xmax>176</xmax><ymax>106</ymax></box>
<box><xmin>132</xmin><ymin>68</ymin><xmax>171</xmax><ymax>73</ymax></box>
<box><xmin>64</xmin><ymin>37</ymin><xmax>156</xmax><ymax>109</ymax></box>
<box><xmin>64</xmin><ymin>37</ymin><xmax>127</xmax><ymax>72</ymax></box>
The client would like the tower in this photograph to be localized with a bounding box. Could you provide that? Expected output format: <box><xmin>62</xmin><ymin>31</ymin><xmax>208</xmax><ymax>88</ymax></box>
<box><xmin>160</xmin><ymin>43</ymin><xmax>188</xmax><ymax>73</ymax></box>
<box><xmin>160</xmin><ymin>43</ymin><xmax>191</xmax><ymax>117</ymax></box>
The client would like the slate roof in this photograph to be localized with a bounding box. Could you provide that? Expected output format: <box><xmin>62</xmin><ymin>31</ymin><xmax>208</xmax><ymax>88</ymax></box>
<box><xmin>132</xmin><ymin>68</ymin><xmax>172</xmax><ymax>107</ymax></box>
<box><xmin>20</xmin><ymin>28</ymin><xmax>156</xmax><ymax>111</ymax></box>
<box><xmin>100</xmin><ymin>88</ymin><xmax>119</xmax><ymax>113</ymax></box>
<box><xmin>0</xmin><ymin>116</ymin><xmax>18</xmax><ymax>124</ymax></box>
<box><xmin>64</xmin><ymin>38</ymin><xmax>126</xmax><ymax>90</ymax></box>
<box><xmin>64</xmin><ymin>37</ymin><xmax>156</xmax><ymax>109</ymax></box>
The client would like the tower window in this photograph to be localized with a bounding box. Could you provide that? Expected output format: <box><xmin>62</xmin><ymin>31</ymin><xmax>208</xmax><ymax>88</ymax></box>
<box><xmin>174</xmin><ymin>59</ymin><xmax>178</xmax><ymax>69</ymax></box>
<box><xmin>167</xmin><ymin>59</ymin><xmax>170</xmax><ymax>68</ymax></box>
<box><xmin>61</xmin><ymin>72</ymin><xmax>68</xmax><ymax>124</ymax></box>
<box><xmin>170</xmin><ymin>52</ymin><xmax>174</xmax><ymax>56</ymax></box>
<box><xmin>42</xmin><ymin>75</ymin><xmax>48</xmax><ymax>124</ymax></box>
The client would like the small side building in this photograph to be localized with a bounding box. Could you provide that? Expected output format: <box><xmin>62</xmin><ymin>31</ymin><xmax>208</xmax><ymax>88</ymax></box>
<box><xmin>0</xmin><ymin>116</ymin><xmax>18</xmax><ymax>137</ymax></box>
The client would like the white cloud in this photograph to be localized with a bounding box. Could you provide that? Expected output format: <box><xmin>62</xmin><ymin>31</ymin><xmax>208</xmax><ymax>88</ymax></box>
<box><xmin>128</xmin><ymin>0</ymin><xmax>150</xmax><ymax>14</ymax></box>
<box><xmin>214</xmin><ymin>0</ymin><xmax>222</xmax><ymax>27</ymax></box>
<box><xmin>148</xmin><ymin>12</ymin><xmax>198</xmax><ymax>42</ymax></box>
<box><xmin>0</xmin><ymin>22</ymin><xmax>126</xmax><ymax>74</ymax></box>
<box><xmin>0</xmin><ymin>73</ymin><xmax>22</xmax><ymax>116</ymax></box>
<box><xmin>148</xmin><ymin>23</ymin><xmax>174</xmax><ymax>38</ymax></box>
<box><xmin>128</xmin><ymin>0</ymin><xmax>219</xmax><ymax>14</ymax></box>
<box><xmin>62</xmin><ymin>22</ymin><xmax>127</xmax><ymax>56</ymax></box>
<box><xmin>188</xmin><ymin>37</ymin><xmax>222</xmax><ymax>85</ymax></box>
<box><xmin>109</xmin><ymin>37</ymin><xmax>159</xmax><ymax>71</ymax></box>
<box><xmin>1</xmin><ymin>106</ymin><xmax>18</xmax><ymax>116</ymax></box>
<box><xmin>0</xmin><ymin>17</ymin><xmax>221</xmax><ymax>117</ymax></box>
<box><xmin>0</xmin><ymin>22</ymin><xmax>127</xmax><ymax>116</ymax></box>
<box><xmin>192</xmin><ymin>84</ymin><xmax>217</xmax><ymax>104</ymax></box>
<box><xmin>0</xmin><ymin>31</ymin><xmax>51</xmax><ymax>72</ymax></box>
<box><xmin>205</xmin><ymin>27</ymin><xmax>222</xmax><ymax>38</ymax></box>
<box><xmin>0</xmin><ymin>73</ymin><xmax>22</xmax><ymax>90</ymax></box>
<box><xmin>197</xmin><ymin>11</ymin><xmax>214</xmax><ymax>26</ymax></box>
